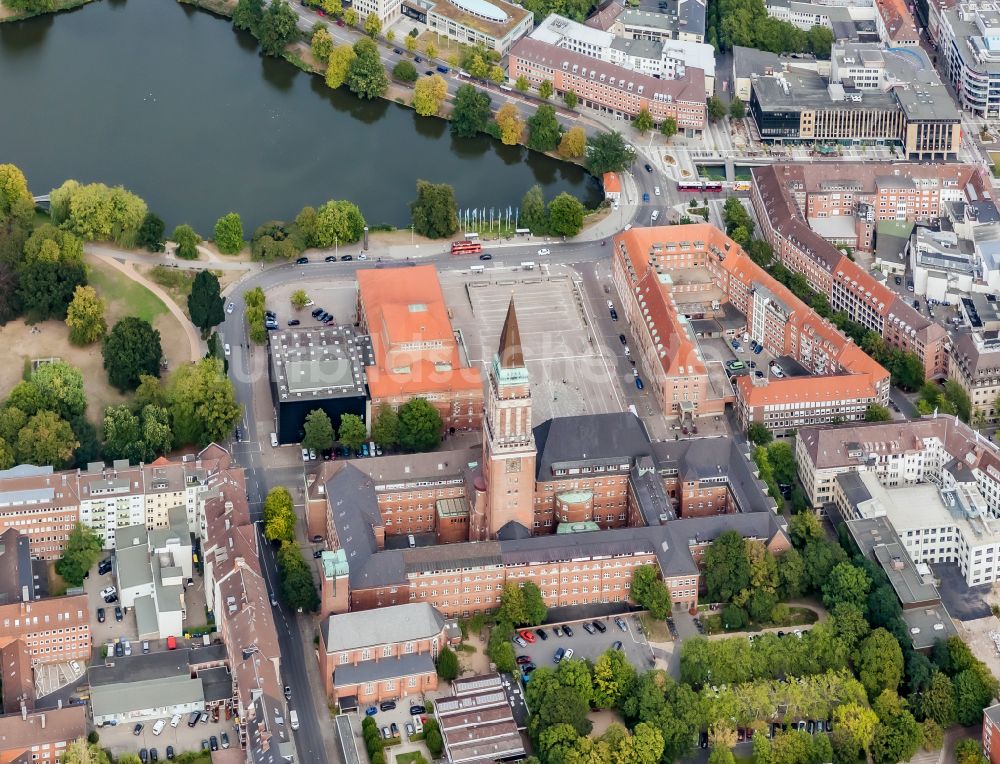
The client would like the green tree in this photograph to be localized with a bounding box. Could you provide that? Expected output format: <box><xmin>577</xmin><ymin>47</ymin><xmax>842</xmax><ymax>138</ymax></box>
<box><xmin>337</xmin><ymin>413</ymin><xmax>368</xmax><ymax>452</ymax></box>
<box><xmin>486</xmin><ymin>623</ymin><xmax>517</xmax><ymax>673</ymax></box>
<box><xmin>311</xmin><ymin>24</ymin><xmax>334</xmax><ymax>62</ymax></box>
<box><xmin>527</xmin><ymin>104</ymin><xmax>562</xmax><ymax>152</ymax></box>
<box><xmin>521</xmin><ymin>185</ymin><xmax>547</xmax><ymax>234</ymax></box>
<box><xmin>364</xmin><ymin>11</ymin><xmax>381</xmax><ymax>36</ymax></box>
<box><xmin>397</xmin><ymin>397</ymin><xmax>442</xmax><ymax>452</ymax></box>
<box><xmin>277</xmin><ymin>541</ymin><xmax>319</xmax><ymax>611</ymax></box>
<box><xmin>0</xmin><ymin>164</ymin><xmax>32</xmax><ymax>227</ymax></box>
<box><xmin>707</xmin><ymin>95</ymin><xmax>727</xmax><ymax>121</ymax></box>
<box><xmin>806</xmin><ymin>24</ymin><xmax>833</xmax><ymax>57</ymax></box>
<box><xmin>263</xmin><ymin>487</ymin><xmax>296</xmax><ymax>543</ymax></box>
<box><xmin>103</xmin><ymin>317</ymin><xmax>163</xmax><ymax>392</ymax></box>
<box><xmin>708</xmin><ymin>746</ymin><xmax>735</xmax><ymax>764</ymax></box>
<box><xmin>857</xmin><ymin>628</ymin><xmax>904</xmax><ymax>698</ymax></box>
<box><xmin>49</xmin><ymin>180</ymin><xmax>147</xmax><ymax>248</ymax></box>
<box><xmin>55</xmin><ymin>523</ymin><xmax>102</xmax><ymax>586</ymax></box>
<box><xmin>496</xmin><ymin>103</ymin><xmax>526</xmax><ymax>146</ymax></box>
<box><xmin>451</xmin><ymin>84</ymin><xmax>492</xmax><ymax>137</ymax></box>
<box><xmin>344</xmin><ymin>7</ymin><xmax>357</xmax><ymax>24</ymax></box>
<box><xmin>65</xmin><ymin>285</ymin><xmax>106</xmax><ymax>346</ymax></box>
<box><xmin>953</xmin><ymin>664</ymin><xmax>998</xmax><ymax>726</ymax></box>
<box><xmin>413</xmin><ymin>73</ymin><xmax>448</xmax><ymax>114</ymax></box>
<box><xmin>747</xmin><ymin>422</ymin><xmax>772</xmax><ymax>446</ymax></box>
<box><xmin>233</xmin><ymin>0</ymin><xmax>264</xmax><ymax>33</ymax></box>
<box><xmin>172</xmin><ymin>224</ymin><xmax>201</xmax><ymax>260</ymax></box>
<box><xmin>546</xmin><ymin>193</ymin><xmax>585</xmax><ymax>237</ymax></box>
<box><xmin>59</xmin><ymin>738</ymin><xmax>111</xmax><ymax>764</ymax></box>
<box><xmin>425</xmin><ymin>725</ymin><xmax>444</xmax><ymax>759</ymax></box>
<box><xmin>766</xmin><ymin>440</ymin><xmax>796</xmax><ymax>485</ymax></box>
<box><xmin>303</xmin><ymin>409</ymin><xmax>335</xmax><ymax>453</ymax></box>
<box><xmin>515</xmin><ymin>75</ymin><xmax>530</xmax><ymax>92</ymax></box>
<box><xmin>213</xmin><ymin>212</ymin><xmax>244</xmax><ymax>255</ymax></box>
<box><xmin>410</xmin><ymin>181</ymin><xmax>458</xmax><ymax>239</ymax></box>
<box><xmin>291</xmin><ymin>289</ymin><xmax>309</xmax><ymax>309</ymax></box>
<box><xmin>563</xmin><ymin>90</ymin><xmax>578</xmax><ymax>109</ymax></box>
<box><xmin>729</xmin><ymin>97</ymin><xmax>746</xmax><ymax>119</ymax></box>
<box><xmin>789</xmin><ymin>511</ymin><xmax>822</xmax><ymax>548</ymax></box>
<box><xmin>916</xmin><ymin>671</ymin><xmax>956</xmax><ymax>727</ymax></box>
<box><xmin>592</xmin><ymin>648</ymin><xmax>636</xmax><ymax>708</ymax></box>
<box><xmin>326</xmin><ymin>44</ymin><xmax>356</xmax><ymax>89</ymax></box>
<box><xmin>587</xmin><ymin>131</ymin><xmax>637</xmax><ymax>175</ymax></box>
<box><xmin>18</xmin><ymin>224</ymin><xmax>86</xmax><ymax>322</ymax></box>
<box><xmin>393</xmin><ymin>59</ymin><xmax>418</xmax><ymax>83</ymax></box>
<box><xmin>631</xmin><ymin>564</ymin><xmax>672</xmax><ymax>618</ymax></box>
<box><xmin>822</xmin><ymin>561</ymin><xmax>871</xmax><ymax>611</ymax></box>
<box><xmin>187</xmin><ymin>270</ymin><xmax>225</xmax><ymax>336</ymax></box>
<box><xmin>660</xmin><ymin>117</ymin><xmax>678</xmax><ymax>138</ymax></box>
<box><xmin>871</xmin><ymin>691</ymin><xmax>922</xmax><ymax>764</ymax></box>
<box><xmin>257</xmin><ymin>0</ymin><xmax>299</xmax><ymax>56</ymax></box>
<box><xmin>102</xmin><ymin>404</ymin><xmax>171</xmax><ymax>464</ymax></box>
<box><xmin>347</xmin><ymin>37</ymin><xmax>389</xmax><ymax>99</ymax></box>
<box><xmin>955</xmin><ymin>739</ymin><xmax>989</xmax><ymax>764</ymax></box>
<box><xmin>167</xmin><ymin>358</ymin><xmax>242</xmax><ymax>446</ymax></box>
<box><xmin>314</xmin><ymin>199</ymin><xmax>366</xmax><ymax>246</ymax></box>
<box><xmin>633</xmin><ymin>108</ymin><xmax>654</xmax><ymax>134</ymax></box>
<box><xmin>522</xmin><ymin>581</ymin><xmax>547</xmax><ymax>624</ymax></box>
<box><xmin>371</xmin><ymin>407</ymin><xmax>399</xmax><ymax>449</ymax></box>
<box><xmin>538</xmin><ymin>80</ymin><xmax>554</xmax><ymax>100</ymax></box>
<box><xmin>703</xmin><ymin>530</ymin><xmax>751</xmax><ymax>603</ymax></box>
<box><xmin>137</xmin><ymin>213</ymin><xmax>166</xmax><ymax>252</ymax></box>
<box><xmin>865</xmin><ymin>404</ymin><xmax>892</xmax><ymax>422</ymax></box>
<box><xmin>436</xmin><ymin>645</ymin><xmax>459</xmax><ymax>681</ymax></box>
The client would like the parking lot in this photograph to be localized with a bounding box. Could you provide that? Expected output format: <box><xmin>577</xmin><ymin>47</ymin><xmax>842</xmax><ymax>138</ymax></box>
<box><xmin>84</xmin><ymin>559</ymin><xmax>138</xmax><ymax>649</ymax></box>
<box><xmin>513</xmin><ymin>614</ymin><xmax>653</xmax><ymax>673</ymax></box>
<box><xmin>97</xmin><ymin>711</ymin><xmax>237</xmax><ymax>759</ymax></box>
<box><xmin>442</xmin><ymin>268</ymin><xmax>621</xmax><ymax>423</ymax></box>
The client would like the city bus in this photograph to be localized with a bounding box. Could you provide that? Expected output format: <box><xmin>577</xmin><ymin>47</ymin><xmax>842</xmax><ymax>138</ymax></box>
<box><xmin>451</xmin><ymin>240</ymin><xmax>483</xmax><ymax>255</ymax></box>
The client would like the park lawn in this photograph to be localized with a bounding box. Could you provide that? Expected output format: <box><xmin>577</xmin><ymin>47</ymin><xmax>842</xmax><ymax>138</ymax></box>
<box><xmin>640</xmin><ymin>614</ymin><xmax>671</xmax><ymax>642</ymax></box>
<box><xmin>991</xmin><ymin>152</ymin><xmax>1000</xmax><ymax>177</ymax></box>
<box><xmin>397</xmin><ymin>752</ymin><xmax>429</xmax><ymax>764</ymax></box>
<box><xmin>87</xmin><ymin>259</ymin><xmax>167</xmax><ymax>325</ymax></box>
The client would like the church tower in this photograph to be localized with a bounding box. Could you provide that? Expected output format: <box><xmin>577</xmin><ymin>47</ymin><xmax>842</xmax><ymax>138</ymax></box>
<box><xmin>475</xmin><ymin>298</ymin><xmax>536</xmax><ymax>540</ymax></box>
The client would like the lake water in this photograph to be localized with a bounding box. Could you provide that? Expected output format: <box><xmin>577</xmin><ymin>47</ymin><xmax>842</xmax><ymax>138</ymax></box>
<box><xmin>0</xmin><ymin>0</ymin><xmax>601</xmax><ymax>232</ymax></box>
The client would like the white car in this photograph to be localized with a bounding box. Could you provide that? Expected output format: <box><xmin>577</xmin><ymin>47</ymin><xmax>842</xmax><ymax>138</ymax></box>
<box><xmin>309</xmin><ymin>449</ymin><xmax>317</xmax><ymax>461</ymax></box>
<box><xmin>226</xmin><ymin>302</ymin><xmax>234</xmax><ymax>314</ymax></box>
<box><xmin>358</xmin><ymin>252</ymin><xmax>368</xmax><ymax>260</ymax></box>
<box><xmin>304</xmin><ymin>299</ymin><xmax>314</xmax><ymax>307</ymax></box>
<box><xmin>100</xmin><ymin>586</ymin><xmax>116</xmax><ymax>599</ymax></box>
<box><xmin>607</xmin><ymin>300</ymin><xmax>614</xmax><ymax>309</ymax></box>
<box><xmin>563</xmin><ymin>648</ymin><xmax>574</xmax><ymax>661</ymax></box>
<box><xmin>170</xmin><ymin>714</ymin><xmax>182</xmax><ymax>728</ymax></box>
<box><xmin>632</xmin><ymin>368</ymin><xmax>639</xmax><ymax>377</ymax></box>
<box><xmin>770</xmin><ymin>365</ymin><xmax>785</xmax><ymax>378</ymax></box>
<box><xmin>651</xmin><ymin>210</ymin><xmax>659</xmax><ymax>222</ymax></box>
<box><xmin>537</xmin><ymin>248</ymin><xmax>551</xmax><ymax>256</ymax></box>
<box><xmin>654</xmin><ymin>186</ymin><xmax>661</xmax><ymax>196</ymax></box>
<box><xmin>123</xmin><ymin>640</ymin><xmax>132</xmax><ymax>656</ymax></box>
<box><xmin>224</xmin><ymin>343</ymin><xmax>231</xmax><ymax>357</ymax></box>
<box><xmin>152</xmin><ymin>719</ymin><xmax>166</xmax><ymax>736</ymax></box>
<box><xmin>301</xmin><ymin>448</ymin><xmax>310</xmax><ymax>462</ymax></box>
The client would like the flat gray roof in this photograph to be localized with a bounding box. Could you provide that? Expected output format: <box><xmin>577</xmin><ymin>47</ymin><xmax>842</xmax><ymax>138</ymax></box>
<box><xmin>269</xmin><ymin>326</ymin><xmax>374</xmax><ymax>402</ymax></box>
<box><xmin>91</xmin><ymin>675</ymin><xmax>204</xmax><ymax>718</ymax></box>
<box><xmin>901</xmin><ymin>606</ymin><xmax>957</xmax><ymax>650</ymax></box>
<box><xmin>333</xmin><ymin>653</ymin><xmax>435</xmax><ymax>686</ymax></box>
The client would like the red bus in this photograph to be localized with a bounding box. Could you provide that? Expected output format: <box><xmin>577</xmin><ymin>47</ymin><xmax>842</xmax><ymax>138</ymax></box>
<box><xmin>451</xmin><ymin>241</ymin><xmax>483</xmax><ymax>255</ymax></box>
<box><xmin>678</xmin><ymin>181</ymin><xmax>724</xmax><ymax>193</ymax></box>
<box><xmin>677</xmin><ymin>183</ymin><xmax>702</xmax><ymax>192</ymax></box>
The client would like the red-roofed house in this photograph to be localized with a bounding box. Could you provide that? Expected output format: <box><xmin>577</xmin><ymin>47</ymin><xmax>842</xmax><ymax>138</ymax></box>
<box><xmin>603</xmin><ymin>173</ymin><xmax>622</xmax><ymax>203</ymax></box>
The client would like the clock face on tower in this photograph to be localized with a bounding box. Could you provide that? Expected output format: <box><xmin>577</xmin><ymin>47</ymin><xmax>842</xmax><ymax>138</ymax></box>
<box><xmin>506</xmin><ymin>458</ymin><xmax>521</xmax><ymax>473</ymax></box>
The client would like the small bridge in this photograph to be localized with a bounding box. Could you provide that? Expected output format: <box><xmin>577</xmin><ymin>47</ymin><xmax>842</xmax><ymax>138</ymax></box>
<box><xmin>33</xmin><ymin>194</ymin><xmax>50</xmax><ymax>211</ymax></box>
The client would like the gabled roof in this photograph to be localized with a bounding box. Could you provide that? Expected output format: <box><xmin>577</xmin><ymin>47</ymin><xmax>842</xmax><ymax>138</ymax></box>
<box><xmin>321</xmin><ymin>603</ymin><xmax>445</xmax><ymax>653</ymax></box>
<box><xmin>533</xmin><ymin>412</ymin><xmax>651</xmax><ymax>480</ymax></box>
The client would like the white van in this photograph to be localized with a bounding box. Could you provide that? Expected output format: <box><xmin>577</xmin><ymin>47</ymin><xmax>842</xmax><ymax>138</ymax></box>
<box><xmin>152</xmin><ymin>719</ymin><xmax>166</xmax><ymax>736</ymax></box>
<box><xmin>270</xmin><ymin>433</ymin><xmax>278</xmax><ymax>447</ymax></box>
<box><xmin>520</xmin><ymin>262</ymin><xmax>536</xmax><ymax>270</ymax></box>
<box><xmin>408</xmin><ymin>534</ymin><xmax>416</xmax><ymax>548</ymax></box>
<box><xmin>412</xmin><ymin>715</ymin><xmax>423</xmax><ymax>734</ymax></box>
<box><xmin>289</xmin><ymin>710</ymin><xmax>299</xmax><ymax>730</ymax></box>
<box><xmin>170</xmin><ymin>714</ymin><xmax>181</xmax><ymax>728</ymax></box>
<box><xmin>470</xmin><ymin>265</ymin><xmax>485</xmax><ymax>274</ymax></box>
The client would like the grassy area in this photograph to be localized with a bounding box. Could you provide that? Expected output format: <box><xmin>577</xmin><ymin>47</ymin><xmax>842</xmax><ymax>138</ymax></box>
<box><xmin>991</xmin><ymin>152</ymin><xmax>1000</xmax><ymax>177</ymax></box>
<box><xmin>0</xmin><ymin>0</ymin><xmax>93</xmax><ymax>23</ymax></box>
<box><xmin>639</xmin><ymin>614</ymin><xmax>671</xmax><ymax>643</ymax></box>
<box><xmin>47</xmin><ymin>563</ymin><xmax>67</xmax><ymax>597</ymax></box>
<box><xmin>733</xmin><ymin>165</ymin><xmax>753</xmax><ymax>181</ymax></box>
<box><xmin>701</xmin><ymin>606</ymin><xmax>819</xmax><ymax>636</ymax></box>
<box><xmin>88</xmin><ymin>262</ymin><xmax>167</xmax><ymax>324</ymax></box>
<box><xmin>146</xmin><ymin>265</ymin><xmax>196</xmax><ymax>319</ymax></box>
<box><xmin>696</xmin><ymin>165</ymin><xmax>727</xmax><ymax>181</ymax></box>
<box><xmin>397</xmin><ymin>752</ymin><xmax>429</xmax><ymax>764</ymax></box>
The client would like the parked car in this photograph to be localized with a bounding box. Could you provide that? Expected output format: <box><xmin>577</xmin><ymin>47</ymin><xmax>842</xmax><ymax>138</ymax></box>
<box><xmin>521</xmin><ymin>662</ymin><xmax>537</xmax><ymax>673</ymax></box>
<box><xmin>635</xmin><ymin>377</ymin><xmax>644</xmax><ymax>390</ymax></box>
<box><xmin>379</xmin><ymin>701</ymin><xmax>396</xmax><ymax>712</ymax></box>
<box><xmin>516</xmin><ymin>655</ymin><xmax>532</xmax><ymax>665</ymax></box>
<box><xmin>390</xmin><ymin>722</ymin><xmax>400</xmax><ymax>738</ymax></box>
<box><xmin>592</xmin><ymin>620</ymin><xmax>607</xmax><ymax>633</ymax></box>
<box><xmin>166</xmin><ymin>746</ymin><xmax>174</xmax><ymax>760</ymax></box>
<box><xmin>405</xmin><ymin>722</ymin><xmax>415</xmax><ymax>738</ymax></box>
<box><xmin>562</xmin><ymin>625</ymin><xmax>574</xmax><ymax>637</ymax></box>
<box><xmin>210</xmin><ymin>737</ymin><xmax>219</xmax><ymax>752</ymax></box>
<box><xmin>519</xmin><ymin>630</ymin><xmax>536</xmax><ymax>643</ymax></box>
<box><xmin>535</xmin><ymin>628</ymin><xmax>548</xmax><ymax>641</ymax></box>
<box><xmin>512</xmin><ymin>635</ymin><xmax>527</xmax><ymax>648</ymax></box>
<box><xmin>553</xmin><ymin>647</ymin><xmax>565</xmax><ymax>663</ymax></box>
<box><xmin>365</xmin><ymin>706</ymin><xmax>378</xmax><ymax>716</ymax></box>
<box><xmin>97</xmin><ymin>608</ymin><xmax>105</xmax><ymax>623</ymax></box>
<box><xmin>284</xmin><ymin>686</ymin><xmax>292</xmax><ymax>701</ymax></box>
<box><xmin>295</xmin><ymin>257</ymin><xmax>309</xmax><ymax>265</ymax></box>
<box><xmin>123</xmin><ymin>640</ymin><xmax>132</xmax><ymax>656</ymax></box>
<box><xmin>98</xmin><ymin>558</ymin><xmax>113</xmax><ymax>575</ymax></box>
<box><xmin>409</xmin><ymin>705</ymin><xmax>426</xmax><ymax>716</ymax></box>
<box><xmin>100</xmin><ymin>586</ymin><xmax>117</xmax><ymax>599</ymax></box>
<box><xmin>553</xmin><ymin>626</ymin><xmax>563</xmax><ymax>637</ymax></box>
<box><xmin>582</xmin><ymin>622</ymin><xmax>596</xmax><ymax>635</ymax></box>
<box><xmin>644</xmin><ymin>164</ymin><xmax>653</xmax><ymax>173</ymax></box>
<box><xmin>221</xmin><ymin>733</ymin><xmax>230</xmax><ymax>749</ymax></box>
<box><xmin>143</xmin><ymin>641</ymin><xmax>150</xmax><ymax>654</ymax></box>
<box><xmin>341</xmin><ymin>255</ymin><xmax>353</xmax><ymax>261</ymax></box>
<box><xmin>563</xmin><ymin>648</ymin><xmax>574</xmax><ymax>660</ymax></box>
<box><xmin>614</xmin><ymin>616</ymin><xmax>628</xmax><ymax>632</ymax></box>
<box><xmin>612</xmin><ymin>640</ymin><xmax>623</xmax><ymax>651</ymax></box>
<box><xmin>115</xmin><ymin>606</ymin><xmax>124</xmax><ymax>622</ymax></box>
<box><xmin>287</xmin><ymin>319</ymin><xmax>300</xmax><ymax>326</ymax></box>
<box><xmin>170</xmin><ymin>715</ymin><xmax>181</xmax><ymax>728</ymax></box>
<box><xmin>134</xmin><ymin>723</ymin><xmax>144</xmax><ymax>736</ymax></box>
<box><xmin>610</xmin><ymin>308</ymin><xmax>618</xmax><ymax>321</ymax></box>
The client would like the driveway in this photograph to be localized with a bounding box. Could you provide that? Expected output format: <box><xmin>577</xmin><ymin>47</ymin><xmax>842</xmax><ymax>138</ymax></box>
<box><xmin>513</xmin><ymin>614</ymin><xmax>653</xmax><ymax>673</ymax></box>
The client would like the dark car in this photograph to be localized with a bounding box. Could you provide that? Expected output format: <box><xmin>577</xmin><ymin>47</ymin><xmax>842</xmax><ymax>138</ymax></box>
<box><xmin>409</xmin><ymin>705</ymin><xmax>426</xmax><ymax>716</ymax></box>
<box><xmin>313</xmin><ymin>549</ymin><xmax>323</xmax><ymax>558</ymax></box>
<box><xmin>479</xmin><ymin>253</ymin><xmax>492</xmax><ymax>260</ymax></box>
<box><xmin>619</xmin><ymin>334</ymin><xmax>626</xmax><ymax>344</ymax></box>
<box><xmin>201</xmin><ymin>740</ymin><xmax>209</xmax><ymax>751</ymax></box>
<box><xmin>535</xmin><ymin>628</ymin><xmax>548</xmax><ymax>641</ymax></box>
<box><xmin>644</xmin><ymin>163</ymin><xmax>653</xmax><ymax>173</ymax></box>
<box><xmin>414</xmin><ymin>56</ymin><xmax>423</xmax><ymax>63</ymax></box>
<box><xmin>425</xmin><ymin>70</ymin><xmax>434</xmax><ymax>76</ymax></box>
<box><xmin>436</xmin><ymin>65</ymin><xmax>450</xmax><ymax>73</ymax></box>
<box><xmin>894</xmin><ymin>276</ymin><xmax>902</xmax><ymax>285</ymax></box>
<box><xmin>134</xmin><ymin>723</ymin><xmax>144</xmax><ymax>736</ymax></box>
<box><xmin>104</xmin><ymin>593</ymin><xmax>118</xmax><ymax>604</ymax></box>
<box><xmin>284</xmin><ymin>686</ymin><xmax>292</xmax><ymax>700</ymax></box>
<box><xmin>562</xmin><ymin>625</ymin><xmax>574</xmax><ymax>637</ymax></box>
<box><xmin>325</xmin><ymin>255</ymin><xmax>337</xmax><ymax>262</ymax></box>
<box><xmin>287</xmin><ymin>319</ymin><xmax>300</xmax><ymax>326</ymax></box>
<box><xmin>115</xmin><ymin>606</ymin><xmax>123</xmax><ymax>622</ymax></box>
<box><xmin>265</xmin><ymin>310</ymin><xmax>276</xmax><ymax>318</ymax></box>
<box><xmin>521</xmin><ymin>662</ymin><xmax>537</xmax><ymax>673</ymax></box>
<box><xmin>311</xmin><ymin>308</ymin><xmax>324</xmax><ymax>317</ymax></box>
<box><xmin>612</xmin><ymin>640</ymin><xmax>623</xmax><ymax>651</ymax></box>
<box><xmin>150</xmin><ymin>749</ymin><xmax>159</xmax><ymax>763</ymax></box>
<box><xmin>390</xmin><ymin>722</ymin><xmax>400</xmax><ymax>738</ymax></box>
<box><xmin>97</xmin><ymin>608</ymin><xmax>105</xmax><ymax>623</ymax></box>
<box><xmin>311</xmin><ymin>535</ymin><xmax>324</xmax><ymax>543</ymax></box>
<box><xmin>221</xmin><ymin>733</ymin><xmax>230</xmax><ymax>749</ymax></box>
<box><xmin>516</xmin><ymin>655</ymin><xmax>532</xmax><ymax>665</ymax></box>
<box><xmin>582</xmin><ymin>622</ymin><xmax>595</xmax><ymax>635</ymax></box>
<box><xmin>115</xmin><ymin>642</ymin><xmax>125</xmax><ymax>657</ymax></box>
<box><xmin>609</xmin><ymin>308</ymin><xmax>618</xmax><ymax>321</ymax></box>
<box><xmin>380</xmin><ymin>701</ymin><xmax>396</xmax><ymax>712</ymax></box>
<box><xmin>614</xmin><ymin>616</ymin><xmax>627</xmax><ymax>632</ymax></box>
<box><xmin>295</xmin><ymin>257</ymin><xmax>309</xmax><ymax>264</ymax></box>
<box><xmin>700</xmin><ymin>731</ymin><xmax>708</xmax><ymax>749</ymax></box>
<box><xmin>393</xmin><ymin>48</ymin><xmax>402</xmax><ymax>54</ymax></box>
<box><xmin>210</xmin><ymin>737</ymin><xmax>219</xmax><ymax>751</ymax></box>
<box><xmin>139</xmin><ymin>750</ymin><xmax>147</xmax><ymax>763</ymax></box>
<box><xmin>636</xmin><ymin>377</ymin><xmax>644</xmax><ymax>390</ymax></box>
<box><xmin>98</xmin><ymin>558</ymin><xmax>113</xmax><ymax>575</ymax></box>
<box><xmin>592</xmin><ymin>620</ymin><xmax>607</xmax><ymax>633</ymax></box>
<box><xmin>166</xmin><ymin>746</ymin><xmax>174</xmax><ymax>760</ymax></box>
<box><xmin>341</xmin><ymin>254</ymin><xmax>353</xmax><ymax>261</ymax></box>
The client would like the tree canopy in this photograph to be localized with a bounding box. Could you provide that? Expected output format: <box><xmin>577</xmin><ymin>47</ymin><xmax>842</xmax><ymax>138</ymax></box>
<box><xmin>451</xmin><ymin>84</ymin><xmax>492</xmax><ymax>138</ymax></box>
<box><xmin>65</xmin><ymin>285</ymin><xmax>106</xmax><ymax>346</ymax></box>
<box><xmin>397</xmin><ymin>398</ymin><xmax>442</xmax><ymax>452</ymax></box>
<box><xmin>213</xmin><ymin>212</ymin><xmax>244</xmax><ymax>254</ymax></box>
<box><xmin>167</xmin><ymin>358</ymin><xmax>241</xmax><ymax>446</ymax></box>
<box><xmin>55</xmin><ymin>523</ymin><xmax>102</xmax><ymax>586</ymax></box>
<box><xmin>303</xmin><ymin>409</ymin><xmax>335</xmax><ymax>453</ymax></box>
<box><xmin>346</xmin><ymin>37</ymin><xmax>389</xmax><ymax>99</ymax></box>
<box><xmin>103</xmin><ymin>317</ymin><xmax>163</xmax><ymax>392</ymax></box>
<box><xmin>410</xmin><ymin>181</ymin><xmax>458</xmax><ymax>239</ymax></box>
<box><xmin>587</xmin><ymin>132</ymin><xmax>636</xmax><ymax>176</ymax></box>
<box><xmin>188</xmin><ymin>270</ymin><xmax>225</xmax><ymax>335</ymax></box>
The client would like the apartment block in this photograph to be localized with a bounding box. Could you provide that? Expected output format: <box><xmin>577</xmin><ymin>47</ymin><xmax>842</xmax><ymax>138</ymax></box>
<box><xmin>357</xmin><ymin>265</ymin><xmax>483</xmax><ymax>435</ymax></box>
<box><xmin>0</xmin><ymin>465</ymin><xmax>80</xmax><ymax>561</ymax></box>
<box><xmin>589</xmin><ymin>2</ymin><xmax>707</xmax><ymax>44</ymax></box>
<box><xmin>0</xmin><ymin>706</ymin><xmax>86</xmax><ymax>764</ymax></box>
<box><xmin>507</xmin><ymin>37</ymin><xmax>706</xmax><ymax>131</ymax></box>
<box><xmin>401</xmin><ymin>0</ymin><xmax>533</xmax><ymax>54</ymax></box>
<box><xmin>436</xmin><ymin>673</ymin><xmax>526</xmax><ymax>764</ymax></box>
<box><xmin>611</xmin><ymin>223</ymin><xmax>889</xmax><ymax>431</ymax></box>
<box><xmin>875</xmin><ymin>0</ymin><xmax>921</xmax><ymax>44</ymax></box>
<box><xmin>949</xmin><ymin>332</ymin><xmax>1000</xmax><ymax>422</ymax></box>
<box><xmin>752</xmin><ymin>163</ymin><xmax>958</xmax><ymax>377</ymax></box>
<box><xmin>939</xmin><ymin>2</ymin><xmax>1000</xmax><ymax>117</ymax></box>
<box><xmin>984</xmin><ymin>703</ymin><xmax>1000</xmax><ymax>764</ymax></box>
<box><xmin>0</xmin><ymin>595</ymin><xmax>91</xmax><ymax>666</ymax></box>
